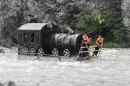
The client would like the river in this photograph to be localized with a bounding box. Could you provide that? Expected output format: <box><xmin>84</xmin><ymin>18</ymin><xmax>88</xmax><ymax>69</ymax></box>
<box><xmin>0</xmin><ymin>47</ymin><xmax>130</xmax><ymax>86</ymax></box>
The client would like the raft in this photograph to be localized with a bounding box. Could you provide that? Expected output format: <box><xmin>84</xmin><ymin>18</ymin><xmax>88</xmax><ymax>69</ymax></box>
<box><xmin>17</xmin><ymin>45</ymin><xmax>102</xmax><ymax>61</ymax></box>
<box><xmin>76</xmin><ymin>55</ymin><xmax>96</xmax><ymax>61</ymax></box>
<box><xmin>76</xmin><ymin>45</ymin><xmax>102</xmax><ymax>61</ymax></box>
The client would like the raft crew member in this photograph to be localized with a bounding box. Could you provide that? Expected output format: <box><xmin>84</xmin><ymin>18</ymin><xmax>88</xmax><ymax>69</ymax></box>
<box><xmin>93</xmin><ymin>35</ymin><xmax>104</xmax><ymax>56</ymax></box>
<box><xmin>85</xmin><ymin>37</ymin><xmax>93</xmax><ymax>56</ymax></box>
<box><xmin>87</xmin><ymin>37</ymin><xmax>93</xmax><ymax>48</ymax></box>
<box><xmin>82</xmin><ymin>33</ymin><xmax>88</xmax><ymax>41</ymax></box>
<box><xmin>79</xmin><ymin>40</ymin><xmax>88</xmax><ymax>58</ymax></box>
<box><xmin>82</xmin><ymin>33</ymin><xmax>89</xmax><ymax>56</ymax></box>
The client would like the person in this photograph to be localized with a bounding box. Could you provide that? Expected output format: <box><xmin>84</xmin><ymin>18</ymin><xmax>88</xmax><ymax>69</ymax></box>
<box><xmin>84</xmin><ymin>37</ymin><xmax>93</xmax><ymax>56</ymax></box>
<box><xmin>93</xmin><ymin>35</ymin><xmax>104</xmax><ymax>56</ymax></box>
<box><xmin>86</xmin><ymin>37</ymin><xmax>93</xmax><ymax>48</ymax></box>
<box><xmin>82</xmin><ymin>34</ymin><xmax>92</xmax><ymax>56</ymax></box>
<box><xmin>82</xmin><ymin>33</ymin><xmax>88</xmax><ymax>41</ymax></box>
<box><xmin>79</xmin><ymin>40</ymin><xmax>88</xmax><ymax>58</ymax></box>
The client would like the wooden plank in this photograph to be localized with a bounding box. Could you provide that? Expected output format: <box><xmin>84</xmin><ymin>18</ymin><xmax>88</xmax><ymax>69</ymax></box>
<box><xmin>76</xmin><ymin>56</ymin><xmax>95</xmax><ymax>61</ymax></box>
<box><xmin>79</xmin><ymin>50</ymin><xmax>101</xmax><ymax>53</ymax></box>
<box><xmin>80</xmin><ymin>46</ymin><xmax>98</xmax><ymax>48</ymax></box>
<box><xmin>89</xmin><ymin>46</ymin><xmax>97</xmax><ymax>48</ymax></box>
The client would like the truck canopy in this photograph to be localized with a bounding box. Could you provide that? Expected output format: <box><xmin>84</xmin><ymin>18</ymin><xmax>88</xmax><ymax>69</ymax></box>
<box><xmin>18</xmin><ymin>23</ymin><xmax>48</xmax><ymax>31</ymax></box>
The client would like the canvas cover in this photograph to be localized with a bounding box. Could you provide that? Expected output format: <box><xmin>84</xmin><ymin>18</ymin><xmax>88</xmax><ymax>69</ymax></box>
<box><xmin>19</xmin><ymin>23</ymin><xmax>48</xmax><ymax>30</ymax></box>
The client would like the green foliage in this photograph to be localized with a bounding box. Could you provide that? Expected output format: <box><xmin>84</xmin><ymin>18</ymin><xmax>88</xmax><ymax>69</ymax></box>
<box><xmin>75</xmin><ymin>9</ymin><xmax>104</xmax><ymax>38</ymax></box>
<box><xmin>103</xmin><ymin>41</ymin><xmax>129</xmax><ymax>48</ymax></box>
<box><xmin>0</xmin><ymin>0</ymin><xmax>85</xmax><ymax>39</ymax></box>
<box><xmin>0</xmin><ymin>0</ymin><xmax>129</xmax><ymax>47</ymax></box>
<box><xmin>91</xmin><ymin>9</ymin><xmax>104</xmax><ymax>24</ymax></box>
<box><xmin>74</xmin><ymin>0</ymin><xmax>128</xmax><ymax>45</ymax></box>
<box><xmin>122</xmin><ymin>0</ymin><xmax>130</xmax><ymax>42</ymax></box>
<box><xmin>101</xmin><ymin>8</ymin><xmax>127</xmax><ymax>42</ymax></box>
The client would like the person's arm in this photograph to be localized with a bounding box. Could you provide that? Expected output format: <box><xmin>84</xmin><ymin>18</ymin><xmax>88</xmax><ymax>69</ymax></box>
<box><xmin>96</xmin><ymin>39</ymin><xmax>100</xmax><ymax>46</ymax></box>
<box><xmin>101</xmin><ymin>38</ymin><xmax>104</xmax><ymax>46</ymax></box>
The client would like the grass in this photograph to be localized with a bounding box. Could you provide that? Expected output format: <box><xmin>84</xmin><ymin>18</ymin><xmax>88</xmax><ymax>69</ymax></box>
<box><xmin>90</xmin><ymin>40</ymin><xmax>130</xmax><ymax>48</ymax></box>
<box><xmin>103</xmin><ymin>41</ymin><xmax>130</xmax><ymax>48</ymax></box>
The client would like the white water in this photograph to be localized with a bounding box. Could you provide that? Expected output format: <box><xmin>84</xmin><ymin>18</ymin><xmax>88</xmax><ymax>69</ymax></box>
<box><xmin>0</xmin><ymin>47</ymin><xmax>130</xmax><ymax>86</ymax></box>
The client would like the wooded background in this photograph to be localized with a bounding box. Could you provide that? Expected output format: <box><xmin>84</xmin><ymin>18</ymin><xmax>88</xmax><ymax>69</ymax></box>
<box><xmin>0</xmin><ymin>0</ymin><xmax>130</xmax><ymax>47</ymax></box>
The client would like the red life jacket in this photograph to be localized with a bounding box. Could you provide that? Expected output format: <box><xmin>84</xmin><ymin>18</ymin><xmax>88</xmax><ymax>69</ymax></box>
<box><xmin>96</xmin><ymin>38</ymin><xmax>103</xmax><ymax>46</ymax></box>
<box><xmin>87</xmin><ymin>39</ymin><xmax>91</xmax><ymax>45</ymax></box>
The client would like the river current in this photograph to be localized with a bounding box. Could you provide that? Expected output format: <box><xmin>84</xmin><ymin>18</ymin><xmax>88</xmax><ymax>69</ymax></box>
<box><xmin>0</xmin><ymin>47</ymin><xmax>130</xmax><ymax>86</ymax></box>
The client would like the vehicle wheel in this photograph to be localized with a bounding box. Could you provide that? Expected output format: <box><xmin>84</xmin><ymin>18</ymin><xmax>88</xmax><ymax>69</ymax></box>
<box><xmin>63</xmin><ymin>49</ymin><xmax>70</xmax><ymax>57</ymax></box>
<box><xmin>52</xmin><ymin>48</ymin><xmax>58</xmax><ymax>56</ymax></box>
<box><xmin>29</xmin><ymin>48</ymin><xmax>35</xmax><ymax>56</ymax></box>
<box><xmin>38</xmin><ymin>48</ymin><xmax>44</xmax><ymax>56</ymax></box>
<box><xmin>23</xmin><ymin>47</ymin><xmax>28</xmax><ymax>55</ymax></box>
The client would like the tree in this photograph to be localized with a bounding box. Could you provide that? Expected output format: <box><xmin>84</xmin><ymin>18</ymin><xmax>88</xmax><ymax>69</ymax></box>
<box><xmin>75</xmin><ymin>0</ymin><xmax>128</xmax><ymax>43</ymax></box>
<box><xmin>0</xmin><ymin>0</ymin><xmax>129</xmax><ymax>46</ymax></box>
<box><xmin>122</xmin><ymin>0</ymin><xmax>130</xmax><ymax>42</ymax></box>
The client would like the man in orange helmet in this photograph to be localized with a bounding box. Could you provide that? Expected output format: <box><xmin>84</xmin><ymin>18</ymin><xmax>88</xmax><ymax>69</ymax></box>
<box><xmin>93</xmin><ymin>35</ymin><xmax>104</xmax><ymax>56</ymax></box>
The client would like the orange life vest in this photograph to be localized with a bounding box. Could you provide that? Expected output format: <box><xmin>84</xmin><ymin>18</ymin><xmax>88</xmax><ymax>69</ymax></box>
<box><xmin>86</xmin><ymin>39</ymin><xmax>91</xmax><ymax>45</ymax></box>
<box><xmin>96</xmin><ymin>38</ymin><xmax>103</xmax><ymax>46</ymax></box>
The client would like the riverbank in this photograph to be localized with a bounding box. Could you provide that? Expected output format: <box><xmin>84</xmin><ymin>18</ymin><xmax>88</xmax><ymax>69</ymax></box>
<box><xmin>103</xmin><ymin>41</ymin><xmax>130</xmax><ymax>48</ymax></box>
<box><xmin>90</xmin><ymin>40</ymin><xmax>130</xmax><ymax>48</ymax></box>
